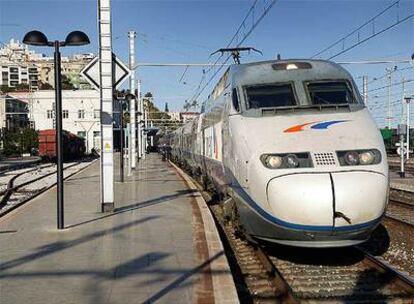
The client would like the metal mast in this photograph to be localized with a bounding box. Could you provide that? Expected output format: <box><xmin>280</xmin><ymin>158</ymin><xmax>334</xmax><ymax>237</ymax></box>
<box><xmin>128</xmin><ymin>31</ymin><xmax>136</xmax><ymax>169</ymax></box>
<box><xmin>98</xmin><ymin>0</ymin><xmax>114</xmax><ymax>212</ymax></box>
<box><xmin>362</xmin><ymin>76</ymin><xmax>368</xmax><ymax>106</ymax></box>
<box><xmin>387</xmin><ymin>68</ymin><xmax>392</xmax><ymax>129</ymax></box>
<box><xmin>137</xmin><ymin>80</ymin><xmax>142</xmax><ymax>161</ymax></box>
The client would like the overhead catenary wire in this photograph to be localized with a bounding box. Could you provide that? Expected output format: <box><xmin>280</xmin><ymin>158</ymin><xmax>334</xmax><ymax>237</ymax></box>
<box><xmin>328</xmin><ymin>13</ymin><xmax>414</xmax><ymax>60</ymax></box>
<box><xmin>311</xmin><ymin>1</ymin><xmax>401</xmax><ymax>59</ymax></box>
<box><xmin>187</xmin><ymin>0</ymin><xmax>279</xmax><ymax>106</ymax></box>
<box><xmin>311</xmin><ymin>0</ymin><xmax>414</xmax><ymax>60</ymax></box>
<box><xmin>367</xmin><ymin>66</ymin><xmax>414</xmax><ymax>85</ymax></box>
<box><xmin>368</xmin><ymin>79</ymin><xmax>414</xmax><ymax>93</ymax></box>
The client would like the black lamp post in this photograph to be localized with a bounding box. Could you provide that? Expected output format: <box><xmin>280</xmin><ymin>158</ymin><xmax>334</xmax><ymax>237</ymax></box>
<box><xmin>23</xmin><ymin>30</ymin><xmax>90</xmax><ymax>230</ymax></box>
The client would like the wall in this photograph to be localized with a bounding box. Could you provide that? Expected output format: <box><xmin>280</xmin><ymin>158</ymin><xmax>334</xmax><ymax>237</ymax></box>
<box><xmin>31</xmin><ymin>90</ymin><xmax>101</xmax><ymax>153</ymax></box>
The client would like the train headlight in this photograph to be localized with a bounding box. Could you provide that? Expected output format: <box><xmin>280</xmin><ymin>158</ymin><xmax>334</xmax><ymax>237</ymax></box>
<box><xmin>265</xmin><ymin>155</ymin><xmax>283</xmax><ymax>168</ymax></box>
<box><xmin>337</xmin><ymin>149</ymin><xmax>381</xmax><ymax>166</ymax></box>
<box><xmin>344</xmin><ymin>151</ymin><xmax>359</xmax><ymax>166</ymax></box>
<box><xmin>261</xmin><ymin>152</ymin><xmax>313</xmax><ymax>169</ymax></box>
<box><xmin>285</xmin><ymin>154</ymin><xmax>299</xmax><ymax>168</ymax></box>
<box><xmin>359</xmin><ymin>151</ymin><xmax>375</xmax><ymax>165</ymax></box>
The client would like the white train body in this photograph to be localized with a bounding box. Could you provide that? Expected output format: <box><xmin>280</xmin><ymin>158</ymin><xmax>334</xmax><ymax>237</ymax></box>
<box><xmin>171</xmin><ymin>59</ymin><xmax>389</xmax><ymax>247</ymax></box>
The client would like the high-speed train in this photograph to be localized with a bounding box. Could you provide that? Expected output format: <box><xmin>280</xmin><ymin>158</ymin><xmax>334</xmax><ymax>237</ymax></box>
<box><xmin>170</xmin><ymin>59</ymin><xmax>389</xmax><ymax>247</ymax></box>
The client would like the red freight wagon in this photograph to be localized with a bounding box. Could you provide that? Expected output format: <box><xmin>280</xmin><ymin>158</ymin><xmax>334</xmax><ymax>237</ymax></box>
<box><xmin>38</xmin><ymin>129</ymin><xmax>85</xmax><ymax>160</ymax></box>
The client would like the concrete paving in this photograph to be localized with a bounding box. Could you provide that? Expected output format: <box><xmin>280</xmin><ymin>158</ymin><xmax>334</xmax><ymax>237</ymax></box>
<box><xmin>0</xmin><ymin>154</ymin><xmax>237</xmax><ymax>304</ymax></box>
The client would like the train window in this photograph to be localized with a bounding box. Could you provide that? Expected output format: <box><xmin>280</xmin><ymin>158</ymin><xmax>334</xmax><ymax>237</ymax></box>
<box><xmin>232</xmin><ymin>88</ymin><xmax>240</xmax><ymax>112</ymax></box>
<box><xmin>307</xmin><ymin>81</ymin><xmax>356</xmax><ymax>105</ymax></box>
<box><xmin>245</xmin><ymin>83</ymin><xmax>296</xmax><ymax>109</ymax></box>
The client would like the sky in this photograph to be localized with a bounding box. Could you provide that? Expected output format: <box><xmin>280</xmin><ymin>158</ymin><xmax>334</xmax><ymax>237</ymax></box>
<box><xmin>1</xmin><ymin>0</ymin><xmax>413</xmax><ymax>127</ymax></box>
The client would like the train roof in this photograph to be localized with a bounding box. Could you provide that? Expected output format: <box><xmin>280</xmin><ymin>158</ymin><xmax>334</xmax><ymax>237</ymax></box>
<box><xmin>229</xmin><ymin>59</ymin><xmax>354</xmax><ymax>86</ymax></box>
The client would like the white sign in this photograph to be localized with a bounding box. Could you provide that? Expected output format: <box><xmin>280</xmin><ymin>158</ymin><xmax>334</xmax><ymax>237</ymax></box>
<box><xmin>80</xmin><ymin>53</ymin><xmax>131</xmax><ymax>90</ymax></box>
<box><xmin>397</xmin><ymin>147</ymin><xmax>407</xmax><ymax>156</ymax></box>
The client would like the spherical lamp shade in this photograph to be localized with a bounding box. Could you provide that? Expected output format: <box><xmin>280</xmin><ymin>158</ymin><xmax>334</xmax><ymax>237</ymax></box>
<box><xmin>64</xmin><ymin>31</ymin><xmax>90</xmax><ymax>46</ymax></box>
<box><xmin>23</xmin><ymin>31</ymin><xmax>49</xmax><ymax>46</ymax></box>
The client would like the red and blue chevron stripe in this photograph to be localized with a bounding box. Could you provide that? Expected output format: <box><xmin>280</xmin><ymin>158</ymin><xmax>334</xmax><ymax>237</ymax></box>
<box><xmin>284</xmin><ymin>120</ymin><xmax>350</xmax><ymax>133</ymax></box>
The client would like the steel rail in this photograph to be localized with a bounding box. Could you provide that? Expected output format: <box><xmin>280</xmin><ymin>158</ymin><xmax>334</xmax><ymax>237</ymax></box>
<box><xmin>385</xmin><ymin>199</ymin><xmax>414</xmax><ymax>227</ymax></box>
<box><xmin>0</xmin><ymin>159</ymin><xmax>97</xmax><ymax>218</ymax></box>
<box><xmin>358</xmin><ymin>248</ymin><xmax>414</xmax><ymax>293</ymax></box>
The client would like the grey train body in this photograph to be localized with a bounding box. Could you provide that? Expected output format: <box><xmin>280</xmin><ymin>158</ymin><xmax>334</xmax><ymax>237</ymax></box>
<box><xmin>171</xmin><ymin>59</ymin><xmax>389</xmax><ymax>247</ymax></box>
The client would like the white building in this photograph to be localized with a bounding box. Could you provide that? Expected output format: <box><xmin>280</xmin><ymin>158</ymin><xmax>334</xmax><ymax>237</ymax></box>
<box><xmin>1</xmin><ymin>64</ymin><xmax>39</xmax><ymax>89</ymax></box>
<box><xmin>166</xmin><ymin>111</ymin><xmax>199</xmax><ymax>122</ymax></box>
<box><xmin>181</xmin><ymin>112</ymin><xmax>199</xmax><ymax>123</ymax></box>
<box><xmin>31</xmin><ymin>90</ymin><xmax>101</xmax><ymax>153</ymax></box>
<box><xmin>0</xmin><ymin>38</ymin><xmax>43</xmax><ymax>63</ymax></box>
<box><xmin>0</xmin><ymin>92</ymin><xmax>30</xmax><ymax>131</ymax></box>
<box><xmin>167</xmin><ymin>111</ymin><xmax>181</xmax><ymax>121</ymax></box>
<box><xmin>0</xmin><ymin>39</ymin><xmax>40</xmax><ymax>89</ymax></box>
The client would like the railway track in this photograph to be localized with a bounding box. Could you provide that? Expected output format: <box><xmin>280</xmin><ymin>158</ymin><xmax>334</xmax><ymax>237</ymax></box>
<box><xmin>0</xmin><ymin>158</ymin><xmax>42</xmax><ymax>174</ymax></box>
<box><xmin>0</xmin><ymin>163</ymin><xmax>54</xmax><ymax>194</ymax></box>
<box><xmin>175</xmin><ymin>163</ymin><xmax>414</xmax><ymax>303</ymax></box>
<box><xmin>0</xmin><ymin>158</ymin><xmax>96</xmax><ymax>216</ymax></box>
<box><xmin>386</xmin><ymin>188</ymin><xmax>414</xmax><ymax>227</ymax></box>
<box><xmin>388</xmin><ymin>162</ymin><xmax>414</xmax><ymax>175</ymax></box>
<box><xmin>386</xmin><ymin>199</ymin><xmax>414</xmax><ymax>227</ymax></box>
<box><xmin>217</xmin><ymin>207</ymin><xmax>414</xmax><ymax>303</ymax></box>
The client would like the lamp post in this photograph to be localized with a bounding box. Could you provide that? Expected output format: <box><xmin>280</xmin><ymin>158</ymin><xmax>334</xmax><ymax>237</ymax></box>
<box><xmin>23</xmin><ymin>30</ymin><xmax>90</xmax><ymax>230</ymax></box>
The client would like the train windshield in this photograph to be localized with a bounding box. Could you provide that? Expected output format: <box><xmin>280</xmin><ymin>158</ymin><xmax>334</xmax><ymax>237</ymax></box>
<box><xmin>245</xmin><ymin>83</ymin><xmax>296</xmax><ymax>109</ymax></box>
<box><xmin>307</xmin><ymin>81</ymin><xmax>356</xmax><ymax>105</ymax></box>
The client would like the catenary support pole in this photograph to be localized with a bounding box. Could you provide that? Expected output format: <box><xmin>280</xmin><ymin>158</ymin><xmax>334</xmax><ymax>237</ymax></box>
<box><xmin>150</xmin><ymin>121</ymin><xmax>154</xmax><ymax>147</ymax></box>
<box><xmin>142</xmin><ymin>98</ymin><xmax>147</xmax><ymax>159</ymax></box>
<box><xmin>400</xmin><ymin>132</ymin><xmax>405</xmax><ymax>178</ymax></box>
<box><xmin>363</xmin><ymin>76</ymin><xmax>368</xmax><ymax>106</ymax></box>
<box><xmin>137</xmin><ymin>80</ymin><xmax>142</xmax><ymax>160</ymax></box>
<box><xmin>406</xmin><ymin>97</ymin><xmax>411</xmax><ymax>160</ymax></box>
<box><xmin>54</xmin><ymin>41</ymin><xmax>64</xmax><ymax>229</ymax></box>
<box><xmin>98</xmin><ymin>0</ymin><xmax>114</xmax><ymax>212</ymax></box>
<box><xmin>387</xmin><ymin>68</ymin><xmax>392</xmax><ymax>129</ymax></box>
<box><xmin>128</xmin><ymin>31</ymin><xmax>136</xmax><ymax>169</ymax></box>
<box><xmin>119</xmin><ymin>100</ymin><xmax>124</xmax><ymax>183</ymax></box>
<box><xmin>127</xmin><ymin>123</ymin><xmax>132</xmax><ymax>176</ymax></box>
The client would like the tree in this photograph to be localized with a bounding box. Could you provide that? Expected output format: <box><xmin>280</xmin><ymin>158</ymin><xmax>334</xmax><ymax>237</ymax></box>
<box><xmin>61</xmin><ymin>74</ymin><xmax>76</xmax><ymax>90</ymax></box>
<box><xmin>183</xmin><ymin>99</ymin><xmax>198</xmax><ymax>112</ymax></box>
<box><xmin>1</xmin><ymin>127</ymin><xmax>38</xmax><ymax>156</ymax></box>
<box><xmin>0</xmin><ymin>84</ymin><xmax>30</xmax><ymax>93</ymax></box>
<box><xmin>165</xmin><ymin>102</ymin><xmax>169</xmax><ymax>112</ymax></box>
<box><xmin>19</xmin><ymin>128</ymin><xmax>38</xmax><ymax>154</ymax></box>
<box><xmin>38</xmin><ymin>81</ymin><xmax>53</xmax><ymax>90</ymax></box>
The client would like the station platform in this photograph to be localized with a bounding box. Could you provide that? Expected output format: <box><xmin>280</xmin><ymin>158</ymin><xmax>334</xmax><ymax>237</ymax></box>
<box><xmin>0</xmin><ymin>154</ymin><xmax>238</xmax><ymax>304</ymax></box>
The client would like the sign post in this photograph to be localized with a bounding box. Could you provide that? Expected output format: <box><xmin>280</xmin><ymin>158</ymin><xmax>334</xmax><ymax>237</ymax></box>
<box><xmin>85</xmin><ymin>0</ymin><xmax>131</xmax><ymax>212</ymax></box>
<box><xmin>97</xmin><ymin>0</ymin><xmax>115</xmax><ymax>212</ymax></box>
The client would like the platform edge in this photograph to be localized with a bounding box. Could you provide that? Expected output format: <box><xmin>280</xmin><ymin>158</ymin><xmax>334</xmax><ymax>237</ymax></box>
<box><xmin>170</xmin><ymin>162</ymin><xmax>240</xmax><ymax>304</ymax></box>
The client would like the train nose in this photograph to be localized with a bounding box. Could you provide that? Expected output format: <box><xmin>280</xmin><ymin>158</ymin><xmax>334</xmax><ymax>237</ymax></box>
<box><xmin>266</xmin><ymin>172</ymin><xmax>388</xmax><ymax>229</ymax></box>
<box><xmin>329</xmin><ymin>171</ymin><xmax>388</xmax><ymax>227</ymax></box>
<box><xmin>267</xmin><ymin>173</ymin><xmax>334</xmax><ymax>227</ymax></box>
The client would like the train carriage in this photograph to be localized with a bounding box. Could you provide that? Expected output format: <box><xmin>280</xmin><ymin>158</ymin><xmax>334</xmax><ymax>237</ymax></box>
<box><xmin>171</xmin><ymin>59</ymin><xmax>389</xmax><ymax>247</ymax></box>
<box><xmin>38</xmin><ymin>129</ymin><xmax>85</xmax><ymax>160</ymax></box>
